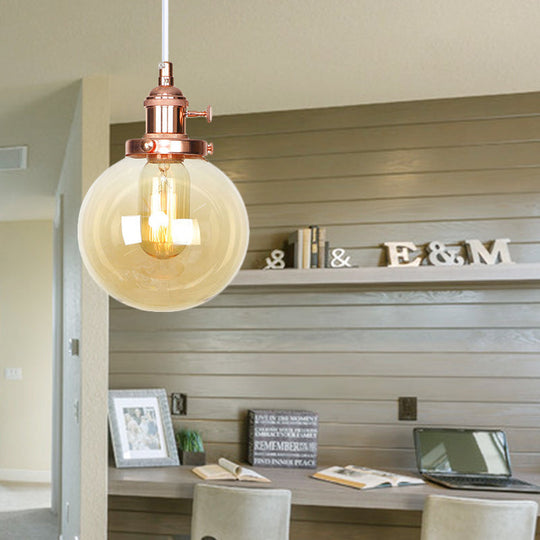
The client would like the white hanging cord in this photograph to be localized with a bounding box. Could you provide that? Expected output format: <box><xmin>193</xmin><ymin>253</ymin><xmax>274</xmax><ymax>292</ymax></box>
<box><xmin>162</xmin><ymin>0</ymin><xmax>169</xmax><ymax>63</ymax></box>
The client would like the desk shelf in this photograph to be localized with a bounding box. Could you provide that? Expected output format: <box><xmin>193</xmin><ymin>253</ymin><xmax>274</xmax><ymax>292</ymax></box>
<box><xmin>109</xmin><ymin>465</ymin><xmax>540</xmax><ymax>512</ymax></box>
<box><xmin>231</xmin><ymin>264</ymin><xmax>540</xmax><ymax>288</ymax></box>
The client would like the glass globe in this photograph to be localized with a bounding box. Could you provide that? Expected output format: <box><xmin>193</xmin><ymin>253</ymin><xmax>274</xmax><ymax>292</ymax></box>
<box><xmin>78</xmin><ymin>156</ymin><xmax>249</xmax><ymax>312</ymax></box>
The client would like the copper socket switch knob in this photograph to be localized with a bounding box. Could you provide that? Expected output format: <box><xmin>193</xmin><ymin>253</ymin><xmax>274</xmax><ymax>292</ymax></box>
<box><xmin>207</xmin><ymin>143</ymin><xmax>214</xmax><ymax>155</ymax></box>
<box><xmin>187</xmin><ymin>105</ymin><xmax>213</xmax><ymax>123</ymax></box>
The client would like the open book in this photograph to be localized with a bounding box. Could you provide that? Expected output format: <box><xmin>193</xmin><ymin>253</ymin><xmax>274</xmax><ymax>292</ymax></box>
<box><xmin>192</xmin><ymin>458</ymin><xmax>271</xmax><ymax>483</ymax></box>
<box><xmin>312</xmin><ymin>465</ymin><xmax>424</xmax><ymax>490</ymax></box>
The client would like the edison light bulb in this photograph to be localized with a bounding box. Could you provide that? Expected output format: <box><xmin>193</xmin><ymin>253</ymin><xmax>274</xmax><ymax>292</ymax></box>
<box><xmin>78</xmin><ymin>156</ymin><xmax>249</xmax><ymax>312</ymax></box>
<box><xmin>139</xmin><ymin>159</ymin><xmax>191</xmax><ymax>259</ymax></box>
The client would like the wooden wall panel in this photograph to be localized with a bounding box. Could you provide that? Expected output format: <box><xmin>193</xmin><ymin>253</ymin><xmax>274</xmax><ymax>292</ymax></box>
<box><xmin>110</xmin><ymin>91</ymin><xmax>540</xmax><ymax>141</ymax></box>
<box><xmin>110</xmin><ymin>329</ymin><xmax>540</xmax><ymax>354</ymax></box>
<box><xmin>110</xmin><ymin>304</ymin><xmax>540</xmax><ymax>330</ymax></box>
<box><xmin>110</xmin><ymin>352</ymin><xmax>540</xmax><ymax>377</ymax></box>
<box><xmin>109</xmin><ymin>93</ymin><xmax>540</xmax><ymax>540</ymax></box>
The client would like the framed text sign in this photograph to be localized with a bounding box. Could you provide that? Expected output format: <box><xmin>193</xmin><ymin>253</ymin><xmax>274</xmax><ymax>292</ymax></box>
<box><xmin>247</xmin><ymin>409</ymin><xmax>318</xmax><ymax>469</ymax></box>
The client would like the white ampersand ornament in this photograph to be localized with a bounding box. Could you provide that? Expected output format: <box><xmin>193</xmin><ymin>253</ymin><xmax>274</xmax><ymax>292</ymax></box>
<box><xmin>330</xmin><ymin>248</ymin><xmax>352</xmax><ymax>268</ymax></box>
<box><xmin>263</xmin><ymin>249</ymin><xmax>286</xmax><ymax>269</ymax></box>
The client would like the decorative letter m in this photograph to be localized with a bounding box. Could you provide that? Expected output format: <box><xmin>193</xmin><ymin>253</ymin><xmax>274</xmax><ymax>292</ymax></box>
<box><xmin>464</xmin><ymin>239</ymin><xmax>513</xmax><ymax>265</ymax></box>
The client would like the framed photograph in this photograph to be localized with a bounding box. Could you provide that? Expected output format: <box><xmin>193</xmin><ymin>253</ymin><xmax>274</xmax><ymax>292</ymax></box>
<box><xmin>108</xmin><ymin>388</ymin><xmax>179</xmax><ymax>468</ymax></box>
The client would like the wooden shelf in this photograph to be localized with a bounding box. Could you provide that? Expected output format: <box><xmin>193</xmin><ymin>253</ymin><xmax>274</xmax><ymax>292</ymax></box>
<box><xmin>231</xmin><ymin>263</ymin><xmax>540</xmax><ymax>288</ymax></box>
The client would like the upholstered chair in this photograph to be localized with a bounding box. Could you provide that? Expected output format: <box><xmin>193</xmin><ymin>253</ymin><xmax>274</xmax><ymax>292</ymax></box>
<box><xmin>191</xmin><ymin>483</ymin><xmax>291</xmax><ymax>540</ymax></box>
<box><xmin>421</xmin><ymin>494</ymin><xmax>538</xmax><ymax>540</ymax></box>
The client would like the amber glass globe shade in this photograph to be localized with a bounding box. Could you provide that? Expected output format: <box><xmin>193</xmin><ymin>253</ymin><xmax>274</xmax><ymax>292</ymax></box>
<box><xmin>78</xmin><ymin>156</ymin><xmax>249</xmax><ymax>311</ymax></box>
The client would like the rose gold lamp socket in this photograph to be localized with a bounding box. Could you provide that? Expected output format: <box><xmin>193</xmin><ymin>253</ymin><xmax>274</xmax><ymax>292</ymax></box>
<box><xmin>126</xmin><ymin>61</ymin><xmax>213</xmax><ymax>159</ymax></box>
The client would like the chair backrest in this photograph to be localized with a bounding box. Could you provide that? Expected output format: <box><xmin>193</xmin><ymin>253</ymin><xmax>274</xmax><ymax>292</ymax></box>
<box><xmin>191</xmin><ymin>483</ymin><xmax>291</xmax><ymax>540</ymax></box>
<box><xmin>421</xmin><ymin>494</ymin><xmax>538</xmax><ymax>540</ymax></box>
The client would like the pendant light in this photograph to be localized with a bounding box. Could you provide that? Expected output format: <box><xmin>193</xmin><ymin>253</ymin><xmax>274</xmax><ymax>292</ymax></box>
<box><xmin>78</xmin><ymin>0</ymin><xmax>249</xmax><ymax>312</ymax></box>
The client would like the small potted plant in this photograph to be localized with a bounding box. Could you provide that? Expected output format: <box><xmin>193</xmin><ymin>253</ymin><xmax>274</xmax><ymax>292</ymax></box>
<box><xmin>176</xmin><ymin>429</ymin><xmax>206</xmax><ymax>466</ymax></box>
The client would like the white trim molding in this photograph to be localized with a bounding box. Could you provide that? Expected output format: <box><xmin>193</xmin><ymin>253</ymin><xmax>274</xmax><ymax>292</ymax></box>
<box><xmin>0</xmin><ymin>468</ymin><xmax>51</xmax><ymax>483</ymax></box>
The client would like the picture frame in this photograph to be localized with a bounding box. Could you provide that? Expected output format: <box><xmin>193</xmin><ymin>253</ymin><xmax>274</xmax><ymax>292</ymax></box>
<box><xmin>108</xmin><ymin>388</ymin><xmax>179</xmax><ymax>468</ymax></box>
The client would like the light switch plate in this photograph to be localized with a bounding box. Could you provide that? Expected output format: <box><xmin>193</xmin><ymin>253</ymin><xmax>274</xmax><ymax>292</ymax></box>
<box><xmin>398</xmin><ymin>396</ymin><xmax>417</xmax><ymax>421</ymax></box>
<box><xmin>5</xmin><ymin>367</ymin><xmax>22</xmax><ymax>380</ymax></box>
<box><xmin>171</xmin><ymin>393</ymin><xmax>187</xmax><ymax>415</ymax></box>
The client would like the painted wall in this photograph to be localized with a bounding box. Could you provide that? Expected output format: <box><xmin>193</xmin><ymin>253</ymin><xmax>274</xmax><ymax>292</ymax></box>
<box><xmin>0</xmin><ymin>220</ymin><xmax>53</xmax><ymax>480</ymax></box>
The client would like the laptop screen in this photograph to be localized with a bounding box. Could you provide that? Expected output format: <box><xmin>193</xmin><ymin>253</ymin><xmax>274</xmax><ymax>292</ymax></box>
<box><xmin>414</xmin><ymin>428</ymin><xmax>511</xmax><ymax>476</ymax></box>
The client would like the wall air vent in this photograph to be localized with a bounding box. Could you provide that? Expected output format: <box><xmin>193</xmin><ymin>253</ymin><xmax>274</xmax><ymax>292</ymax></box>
<box><xmin>0</xmin><ymin>146</ymin><xmax>27</xmax><ymax>171</ymax></box>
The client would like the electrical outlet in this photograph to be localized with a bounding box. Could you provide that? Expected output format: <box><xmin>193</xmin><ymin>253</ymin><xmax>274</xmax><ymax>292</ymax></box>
<box><xmin>171</xmin><ymin>393</ymin><xmax>187</xmax><ymax>415</ymax></box>
<box><xmin>398</xmin><ymin>396</ymin><xmax>417</xmax><ymax>421</ymax></box>
<box><xmin>4</xmin><ymin>367</ymin><xmax>22</xmax><ymax>380</ymax></box>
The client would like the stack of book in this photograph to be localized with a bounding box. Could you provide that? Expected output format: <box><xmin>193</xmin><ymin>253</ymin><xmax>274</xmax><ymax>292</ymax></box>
<box><xmin>287</xmin><ymin>226</ymin><xmax>329</xmax><ymax>269</ymax></box>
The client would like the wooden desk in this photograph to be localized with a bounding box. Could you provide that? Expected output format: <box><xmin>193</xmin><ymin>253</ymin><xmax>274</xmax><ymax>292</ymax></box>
<box><xmin>108</xmin><ymin>466</ymin><xmax>540</xmax><ymax>540</ymax></box>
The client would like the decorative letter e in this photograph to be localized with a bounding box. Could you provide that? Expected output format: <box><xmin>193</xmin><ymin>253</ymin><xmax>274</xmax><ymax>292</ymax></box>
<box><xmin>384</xmin><ymin>242</ymin><xmax>422</xmax><ymax>267</ymax></box>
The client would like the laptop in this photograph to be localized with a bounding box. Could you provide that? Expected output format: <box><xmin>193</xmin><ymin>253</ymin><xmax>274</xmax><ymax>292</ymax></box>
<box><xmin>413</xmin><ymin>427</ymin><xmax>540</xmax><ymax>493</ymax></box>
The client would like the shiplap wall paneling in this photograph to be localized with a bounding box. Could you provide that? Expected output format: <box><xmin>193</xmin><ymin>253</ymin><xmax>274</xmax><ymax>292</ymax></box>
<box><xmin>110</xmin><ymin>284</ymin><xmax>540</xmax><ymax>470</ymax></box>
<box><xmin>109</xmin><ymin>92</ymin><xmax>540</xmax><ymax>540</ymax></box>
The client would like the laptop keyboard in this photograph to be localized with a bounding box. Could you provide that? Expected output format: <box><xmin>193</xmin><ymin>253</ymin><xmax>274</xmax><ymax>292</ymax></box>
<box><xmin>432</xmin><ymin>475</ymin><xmax>530</xmax><ymax>487</ymax></box>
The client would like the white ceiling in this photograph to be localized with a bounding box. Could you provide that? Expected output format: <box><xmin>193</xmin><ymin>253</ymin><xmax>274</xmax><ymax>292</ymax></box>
<box><xmin>3</xmin><ymin>0</ymin><xmax>540</xmax><ymax>220</ymax></box>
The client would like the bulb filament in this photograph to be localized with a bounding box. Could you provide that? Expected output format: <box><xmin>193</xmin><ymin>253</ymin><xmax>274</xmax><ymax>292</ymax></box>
<box><xmin>140</xmin><ymin>159</ymin><xmax>191</xmax><ymax>259</ymax></box>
